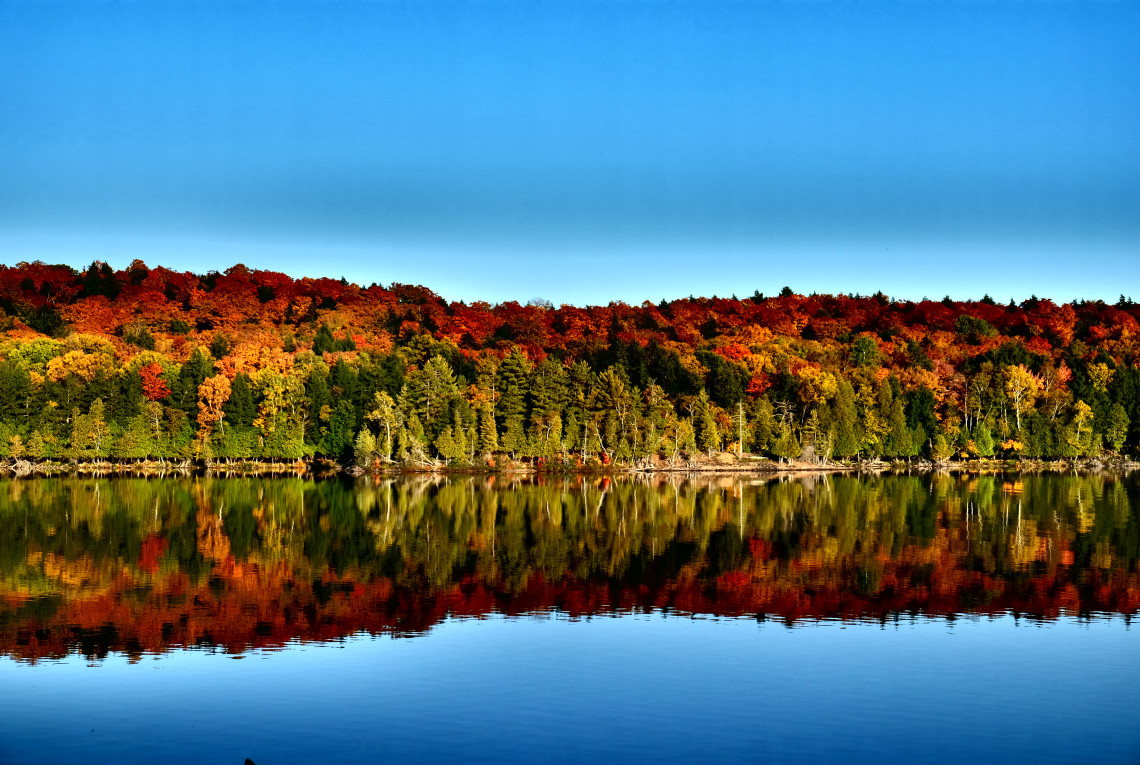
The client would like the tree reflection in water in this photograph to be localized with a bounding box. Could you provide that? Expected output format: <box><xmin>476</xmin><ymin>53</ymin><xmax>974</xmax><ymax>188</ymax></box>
<box><xmin>0</xmin><ymin>472</ymin><xmax>1136</xmax><ymax>661</ymax></box>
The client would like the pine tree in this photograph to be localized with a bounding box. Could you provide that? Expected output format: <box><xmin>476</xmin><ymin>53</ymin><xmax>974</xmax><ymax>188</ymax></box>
<box><xmin>496</xmin><ymin>350</ymin><xmax>532</xmax><ymax>428</ymax></box>
<box><xmin>1105</xmin><ymin>403</ymin><xmax>1130</xmax><ymax>452</ymax></box>
<box><xmin>409</xmin><ymin>355</ymin><xmax>459</xmax><ymax>436</ymax></box>
<box><xmin>885</xmin><ymin>399</ymin><xmax>911</xmax><ymax>458</ymax></box>
<box><xmin>108</xmin><ymin>368</ymin><xmax>144</xmax><ymax>425</ymax></box>
<box><xmin>70</xmin><ymin>398</ymin><xmax>112</xmax><ymax>458</ymax></box>
<box><xmin>931</xmin><ymin>432</ymin><xmax>954</xmax><ymax>463</ymax></box>
<box><xmin>451</xmin><ymin>411</ymin><xmax>469</xmax><ymax>460</ymax></box>
<box><xmin>500</xmin><ymin>415</ymin><xmax>526</xmax><ymax>458</ymax></box>
<box><xmin>751</xmin><ymin>397</ymin><xmax>775</xmax><ymax>454</ymax></box>
<box><xmin>833</xmin><ymin>378</ymin><xmax>860</xmax><ymax>458</ymax></box>
<box><xmin>529</xmin><ymin>358</ymin><xmax>568</xmax><ymax>426</ymax></box>
<box><xmin>478</xmin><ymin>404</ymin><xmax>498</xmax><ymax>453</ymax></box>
<box><xmin>175</xmin><ymin>347</ymin><xmax>215</xmax><ymax>420</ymax></box>
<box><xmin>26</xmin><ymin>430</ymin><xmax>46</xmax><ymax>460</ymax></box>
<box><xmin>974</xmin><ymin>422</ymin><xmax>995</xmax><ymax>457</ymax></box>
<box><xmin>771</xmin><ymin>420</ymin><xmax>801</xmax><ymax>463</ymax></box>
<box><xmin>313</xmin><ymin>323</ymin><xmax>336</xmax><ymax>355</ymax></box>
<box><xmin>225</xmin><ymin>373</ymin><xmax>256</xmax><ymax>428</ymax></box>
<box><xmin>434</xmin><ymin>426</ymin><xmax>462</xmax><ymax>462</ymax></box>
<box><xmin>113</xmin><ymin>413</ymin><xmax>155</xmax><ymax>458</ymax></box>
<box><xmin>698</xmin><ymin>407</ymin><xmax>720</xmax><ymax>455</ymax></box>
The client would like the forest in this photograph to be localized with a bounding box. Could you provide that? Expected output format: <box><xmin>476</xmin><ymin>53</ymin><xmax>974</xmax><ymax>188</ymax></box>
<box><xmin>0</xmin><ymin>259</ymin><xmax>1139</xmax><ymax>469</ymax></box>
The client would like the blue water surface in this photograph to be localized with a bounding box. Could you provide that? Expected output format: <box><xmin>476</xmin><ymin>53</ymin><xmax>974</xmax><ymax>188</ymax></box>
<box><xmin>1</xmin><ymin>613</ymin><xmax>1135</xmax><ymax>765</ymax></box>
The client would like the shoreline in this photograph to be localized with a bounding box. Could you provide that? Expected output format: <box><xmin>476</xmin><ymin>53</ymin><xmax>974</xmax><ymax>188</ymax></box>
<box><xmin>0</xmin><ymin>454</ymin><xmax>1135</xmax><ymax>479</ymax></box>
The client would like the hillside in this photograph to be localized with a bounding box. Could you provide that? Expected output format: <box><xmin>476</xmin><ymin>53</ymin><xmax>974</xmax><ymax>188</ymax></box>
<box><xmin>0</xmin><ymin>259</ymin><xmax>1138</xmax><ymax>466</ymax></box>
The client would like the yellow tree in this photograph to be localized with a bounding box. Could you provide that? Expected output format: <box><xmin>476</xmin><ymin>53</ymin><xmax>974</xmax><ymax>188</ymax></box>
<box><xmin>1003</xmin><ymin>365</ymin><xmax>1040</xmax><ymax>431</ymax></box>
<box><xmin>1068</xmin><ymin>400</ymin><xmax>1094</xmax><ymax>456</ymax></box>
<box><xmin>367</xmin><ymin>390</ymin><xmax>402</xmax><ymax>461</ymax></box>
<box><xmin>197</xmin><ymin>374</ymin><xmax>232</xmax><ymax>440</ymax></box>
<box><xmin>1087</xmin><ymin>362</ymin><xmax>1114</xmax><ymax>393</ymax></box>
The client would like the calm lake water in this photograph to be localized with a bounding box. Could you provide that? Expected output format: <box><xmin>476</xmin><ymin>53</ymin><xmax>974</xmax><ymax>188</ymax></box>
<box><xmin>0</xmin><ymin>473</ymin><xmax>1137</xmax><ymax>764</ymax></box>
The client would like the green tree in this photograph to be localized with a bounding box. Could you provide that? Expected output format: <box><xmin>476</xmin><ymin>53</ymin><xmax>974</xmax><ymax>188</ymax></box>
<box><xmin>69</xmin><ymin>398</ymin><xmax>112</xmax><ymax>459</ymax></box>
<box><xmin>1105</xmin><ymin>403</ymin><xmax>1130</xmax><ymax>453</ymax></box>
<box><xmin>529</xmin><ymin>358</ymin><xmax>568</xmax><ymax>423</ymax></box>
<box><xmin>496</xmin><ymin>350</ymin><xmax>532</xmax><ymax>428</ymax></box>
<box><xmin>113</xmin><ymin>413</ymin><xmax>156</xmax><ymax>458</ymax></box>
<box><xmin>833</xmin><ymin>377</ymin><xmax>860</xmax><ymax>458</ymax></box>
<box><xmin>930</xmin><ymin>432</ymin><xmax>954</xmax><ymax>463</ymax></box>
<box><xmin>675</xmin><ymin>418</ymin><xmax>697</xmax><ymax>457</ymax></box>
<box><xmin>500</xmin><ymin>415</ymin><xmax>527</xmax><ymax>458</ymax></box>
<box><xmin>973</xmin><ymin>422</ymin><xmax>995</xmax><ymax>458</ymax></box>
<box><xmin>434</xmin><ymin>426</ymin><xmax>464</xmax><ymax>462</ymax></box>
<box><xmin>884</xmin><ymin>399</ymin><xmax>912</xmax><ymax>458</ymax></box>
<box><xmin>408</xmin><ymin>355</ymin><xmax>460</xmax><ymax>436</ymax></box>
<box><xmin>478</xmin><ymin>403</ymin><xmax>498</xmax><ymax>454</ymax></box>
<box><xmin>225</xmin><ymin>373</ymin><xmax>256</xmax><ymax>428</ymax></box>
<box><xmin>770</xmin><ymin>420</ymin><xmax>801</xmax><ymax>463</ymax></box>
<box><xmin>367</xmin><ymin>391</ymin><xmax>403</xmax><ymax>461</ymax></box>
<box><xmin>698</xmin><ymin>405</ymin><xmax>720</xmax><ymax>455</ymax></box>
<box><xmin>851</xmin><ymin>336</ymin><xmax>880</xmax><ymax>367</ymax></box>
<box><xmin>750</xmin><ymin>397</ymin><xmax>775</xmax><ymax>454</ymax></box>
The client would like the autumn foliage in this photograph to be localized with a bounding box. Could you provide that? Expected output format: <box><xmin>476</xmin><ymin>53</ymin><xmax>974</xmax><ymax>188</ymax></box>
<box><xmin>0</xmin><ymin>259</ymin><xmax>1138</xmax><ymax>465</ymax></box>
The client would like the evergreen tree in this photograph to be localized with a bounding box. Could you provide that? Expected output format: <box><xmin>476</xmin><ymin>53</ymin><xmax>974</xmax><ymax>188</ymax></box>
<box><xmin>0</xmin><ymin>361</ymin><xmax>31</xmax><ymax>424</ymax></box>
<box><xmin>26</xmin><ymin>430</ymin><xmax>46</xmax><ymax>460</ymax></box>
<box><xmin>108</xmin><ymin>368</ymin><xmax>144</xmax><ymax>426</ymax></box>
<box><xmin>478</xmin><ymin>404</ymin><xmax>498</xmax><ymax>454</ymax></box>
<box><xmin>69</xmin><ymin>399</ymin><xmax>112</xmax><ymax>459</ymax></box>
<box><xmin>225</xmin><ymin>373</ymin><xmax>256</xmax><ymax>427</ymax></box>
<box><xmin>173</xmin><ymin>348</ymin><xmax>214</xmax><ymax>422</ymax></box>
<box><xmin>496</xmin><ymin>350</ymin><xmax>532</xmax><ymax>428</ymax></box>
<box><xmin>305</xmin><ymin>365</ymin><xmax>331</xmax><ymax>445</ymax></box>
<box><xmin>500</xmin><ymin>415</ymin><xmax>527</xmax><ymax>458</ymax></box>
<box><xmin>833</xmin><ymin>378</ymin><xmax>860</xmax><ymax>458</ymax></box>
<box><xmin>909</xmin><ymin>425</ymin><xmax>926</xmax><ymax>458</ymax></box>
<box><xmin>321</xmin><ymin>400</ymin><xmax>357</xmax><ymax>459</ymax></box>
<box><xmin>931</xmin><ymin>432</ymin><xmax>954</xmax><ymax>462</ymax></box>
<box><xmin>885</xmin><ymin>399</ymin><xmax>911</xmax><ymax>458</ymax></box>
<box><xmin>974</xmin><ymin>422</ymin><xmax>995</xmax><ymax>457</ymax></box>
<box><xmin>698</xmin><ymin>406</ymin><xmax>720</xmax><ymax>455</ymax></box>
<box><xmin>529</xmin><ymin>358</ymin><xmax>569</xmax><ymax>426</ymax></box>
<box><xmin>408</xmin><ymin>355</ymin><xmax>459</xmax><ymax>437</ymax></box>
<box><xmin>564</xmin><ymin>360</ymin><xmax>594</xmax><ymax>433</ymax></box>
<box><xmin>434</xmin><ymin>426</ymin><xmax>463</xmax><ymax>462</ymax></box>
<box><xmin>1105</xmin><ymin>403</ymin><xmax>1130</xmax><ymax>453</ymax></box>
<box><xmin>313</xmin><ymin>323</ymin><xmax>336</xmax><ymax>355</ymax></box>
<box><xmin>751</xmin><ymin>397</ymin><xmax>775</xmax><ymax>454</ymax></box>
<box><xmin>770</xmin><ymin>420</ymin><xmax>801</xmax><ymax>463</ymax></box>
<box><xmin>451</xmin><ymin>412</ymin><xmax>469</xmax><ymax>460</ymax></box>
<box><xmin>113</xmin><ymin>414</ymin><xmax>155</xmax><ymax>459</ymax></box>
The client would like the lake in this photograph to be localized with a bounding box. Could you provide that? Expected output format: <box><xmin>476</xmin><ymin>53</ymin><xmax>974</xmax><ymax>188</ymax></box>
<box><xmin>0</xmin><ymin>473</ymin><xmax>1137</xmax><ymax>764</ymax></box>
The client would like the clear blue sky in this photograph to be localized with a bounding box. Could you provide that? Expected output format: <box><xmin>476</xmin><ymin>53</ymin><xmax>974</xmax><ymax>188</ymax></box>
<box><xmin>1</xmin><ymin>0</ymin><xmax>1138</xmax><ymax>305</ymax></box>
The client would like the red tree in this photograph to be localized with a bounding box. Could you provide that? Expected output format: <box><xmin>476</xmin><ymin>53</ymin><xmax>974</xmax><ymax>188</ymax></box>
<box><xmin>139</xmin><ymin>362</ymin><xmax>171</xmax><ymax>401</ymax></box>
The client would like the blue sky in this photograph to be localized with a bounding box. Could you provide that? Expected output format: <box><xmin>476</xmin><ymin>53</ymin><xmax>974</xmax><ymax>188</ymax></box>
<box><xmin>1</xmin><ymin>0</ymin><xmax>1138</xmax><ymax>305</ymax></box>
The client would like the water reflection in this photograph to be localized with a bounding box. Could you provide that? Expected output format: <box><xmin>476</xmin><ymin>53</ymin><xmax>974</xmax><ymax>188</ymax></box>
<box><xmin>1</xmin><ymin>473</ymin><xmax>1137</xmax><ymax>661</ymax></box>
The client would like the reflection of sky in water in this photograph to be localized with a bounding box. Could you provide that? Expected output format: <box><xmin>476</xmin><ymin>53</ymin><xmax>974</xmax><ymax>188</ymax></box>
<box><xmin>1</xmin><ymin>614</ymin><xmax>1137</xmax><ymax>764</ymax></box>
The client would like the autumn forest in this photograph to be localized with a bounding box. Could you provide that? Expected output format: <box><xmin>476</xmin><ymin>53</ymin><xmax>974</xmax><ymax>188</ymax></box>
<box><xmin>1</xmin><ymin>259</ymin><xmax>1138</xmax><ymax>470</ymax></box>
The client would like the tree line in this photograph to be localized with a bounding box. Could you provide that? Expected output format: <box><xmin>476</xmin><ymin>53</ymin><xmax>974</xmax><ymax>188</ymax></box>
<box><xmin>0</xmin><ymin>261</ymin><xmax>1139</xmax><ymax>467</ymax></box>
